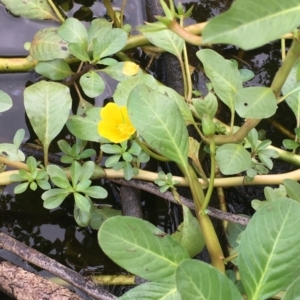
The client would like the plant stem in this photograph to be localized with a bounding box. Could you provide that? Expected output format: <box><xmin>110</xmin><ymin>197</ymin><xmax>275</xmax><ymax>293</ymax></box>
<box><xmin>134</xmin><ymin>138</ymin><xmax>170</xmax><ymax>162</ymax></box>
<box><xmin>47</xmin><ymin>0</ymin><xmax>65</xmax><ymax>23</ymax></box>
<box><xmin>179</xmin><ymin>164</ymin><xmax>225</xmax><ymax>272</ymax></box>
<box><xmin>201</xmin><ymin>137</ymin><xmax>216</xmax><ymax>212</ymax></box>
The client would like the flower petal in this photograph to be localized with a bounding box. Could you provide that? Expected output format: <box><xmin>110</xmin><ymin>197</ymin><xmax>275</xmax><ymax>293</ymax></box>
<box><xmin>100</xmin><ymin>103</ymin><xmax>123</xmax><ymax>124</ymax></box>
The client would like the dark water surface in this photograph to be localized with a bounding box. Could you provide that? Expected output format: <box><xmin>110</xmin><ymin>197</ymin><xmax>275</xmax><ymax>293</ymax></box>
<box><xmin>0</xmin><ymin>0</ymin><xmax>296</xmax><ymax>298</ymax></box>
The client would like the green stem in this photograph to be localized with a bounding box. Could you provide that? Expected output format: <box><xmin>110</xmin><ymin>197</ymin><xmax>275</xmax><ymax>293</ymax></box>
<box><xmin>47</xmin><ymin>0</ymin><xmax>65</xmax><ymax>23</ymax></box>
<box><xmin>201</xmin><ymin>137</ymin><xmax>216</xmax><ymax>212</ymax></box>
<box><xmin>134</xmin><ymin>138</ymin><xmax>170</xmax><ymax>162</ymax></box>
<box><xmin>179</xmin><ymin>163</ymin><xmax>225</xmax><ymax>272</ymax></box>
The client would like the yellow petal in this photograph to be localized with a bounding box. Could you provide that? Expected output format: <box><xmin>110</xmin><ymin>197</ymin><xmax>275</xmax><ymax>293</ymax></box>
<box><xmin>100</xmin><ymin>103</ymin><xmax>123</xmax><ymax>124</ymax></box>
<box><xmin>122</xmin><ymin>61</ymin><xmax>140</xmax><ymax>76</ymax></box>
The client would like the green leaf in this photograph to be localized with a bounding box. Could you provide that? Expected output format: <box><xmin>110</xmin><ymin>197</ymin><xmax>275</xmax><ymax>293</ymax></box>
<box><xmin>282</xmin><ymin>59</ymin><xmax>300</xmax><ymax>122</ymax></box>
<box><xmin>74</xmin><ymin>204</ymin><xmax>92</xmax><ymax>227</ymax></box>
<box><xmin>101</xmin><ymin>144</ymin><xmax>122</xmax><ymax>154</ymax></box>
<box><xmin>74</xmin><ymin>192</ymin><xmax>91</xmax><ymax>213</ymax></box>
<box><xmin>236</xmin><ymin>87</ymin><xmax>277</xmax><ymax>118</ymax></box>
<box><xmin>239</xmin><ymin>198</ymin><xmax>300</xmax><ymax>299</ymax></box>
<box><xmin>258</xmin><ymin>153</ymin><xmax>273</xmax><ymax>169</ymax></box>
<box><xmin>216</xmin><ymin>144</ymin><xmax>251</xmax><ymax>175</ymax></box>
<box><xmin>78</xmin><ymin>161</ymin><xmax>95</xmax><ymax>182</ymax></box>
<box><xmin>93</xmin><ymin>28</ymin><xmax>127</xmax><ymax>60</ymax></box>
<box><xmin>114</xmin><ymin>73</ymin><xmax>158</xmax><ymax>106</ymax></box>
<box><xmin>138</xmin><ymin>23</ymin><xmax>184</xmax><ymax>58</ymax></box>
<box><xmin>83</xmin><ymin>186</ymin><xmax>108</xmax><ymax>199</ymax></box>
<box><xmin>119</xmin><ymin>282</ymin><xmax>180</xmax><ymax>300</ymax></box>
<box><xmin>197</xmin><ymin>49</ymin><xmax>242</xmax><ymax>112</ymax></box>
<box><xmin>192</xmin><ymin>92</ymin><xmax>218</xmax><ymax>119</ymax></box>
<box><xmin>0</xmin><ymin>143</ymin><xmax>25</xmax><ymax>161</ymax></box>
<box><xmin>157</xmin><ymin>85</ymin><xmax>194</xmax><ymax>124</ymax></box>
<box><xmin>79</xmin><ymin>71</ymin><xmax>105</xmax><ymax>98</ymax></box>
<box><xmin>128</xmin><ymin>84</ymin><xmax>189</xmax><ymax>167</ymax></box>
<box><xmin>35</xmin><ymin>60</ymin><xmax>74</xmax><ymax>80</ymax></box>
<box><xmin>24</xmin><ymin>81</ymin><xmax>72</xmax><ymax>158</ymax></box>
<box><xmin>171</xmin><ymin>205</ymin><xmax>205</xmax><ymax>258</ymax></box>
<box><xmin>105</xmin><ymin>155</ymin><xmax>121</xmax><ymax>168</ymax></box>
<box><xmin>57</xmin><ymin>140</ymin><xmax>73</xmax><ymax>156</ymax></box>
<box><xmin>226</xmin><ymin>221</ymin><xmax>246</xmax><ymax>249</ymax></box>
<box><xmin>90</xmin><ymin>207</ymin><xmax>121</xmax><ymax>230</ymax></box>
<box><xmin>87</xmin><ymin>18</ymin><xmax>112</xmax><ymax>51</ymax></box>
<box><xmin>70</xmin><ymin>161</ymin><xmax>80</xmax><ymax>187</ymax></box>
<box><xmin>37</xmin><ymin>179</ymin><xmax>51</xmax><ymax>190</ymax></box>
<box><xmin>30</xmin><ymin>28</ymin><xmax>70</xmax><ymax>61</ymax></box>
<box><xmin>0</xmin><ymin>90</ymin><xmax>13</xmax><ymax>113</ymax></box>
<box><xmin>75</xmin><ymin>180</ymin><xmax>92</xmax><ymax>192</ymax></box>
<box><xmin>67</xmin><ymin>107</ymin><xmax>108</xmax><ymax>143</ymax></box>
<box><xmin>51</xmin><ymin>176</ymin><xmax>70</xmax><ymax>189</ymax></box>
<box><xmin>58</xmin><ymin>18</ymin><xmax>88</xmax><ymax>48</ymax></box>
<box><xmin>68</xmin><ymin>43</ymin><xmax>91</xmax><ymax>62</ymax></box>
<box><xmin>13</xmin><ymin>129</ymin><xmax>25</xmax><ymax>148</ymax></box>
<box><xmin>42</xmin><ymin>189</ymin><xmax>69</xmax><ymax>209</ymax></box>
<box><xmin>47</xmin><ymin>164</ymin><xmax>69</xmax><ymax>182</ymax></box>
<box><xmin>239</xmin><ymin>69</ymin><xmax>254</xmax><ymax>82</ymax></box>
<box><xmin>0</xmin><ymin>0</ymin><xmax>58</xmax><ymax>21</ymax></box>
<box><xmin>283</xmin><ymin>139</ymin><xmax>300</xmax><ymax>150</ymax></box>
<box><xmin>176</xmin><ymin>260</ymin><xmax>243</xmax><ymax>300</ymax></box>
<box><xmin>283</xmin><ymin>179</ymin><xmax>300</xmax><ymax>202</ymax></box>
<box><xmin>26</xmin><ymin>156</ymin><xmax>37</xmax><ymax>173</ymax></box>
<box><xmin>14</xmin><ymin>182</ymin><xmax>29</xmax><ymax>194</ymax></box>
<box><xmin>123</xmin><ymin>161</ymin><xmax>134</xmax><ymax>180</ymax></box>
<box><xmin>98</xmin><ymin>216</ymin><xmax>189</xmax><ymax>283</ymax></box>
<box><xmin>202</xmin><ymin>0</ymin><xmax>300</xmax><ymax>50</ymax></box>
<box><xmin>101</xmin><ymin>62</ymin><xmax>142</xmax><ymax>82</ymax></box>
<box><xmin>282</xmin><ymin>277</ymin><xmax>300</xmax><ymax>300</ymax></box>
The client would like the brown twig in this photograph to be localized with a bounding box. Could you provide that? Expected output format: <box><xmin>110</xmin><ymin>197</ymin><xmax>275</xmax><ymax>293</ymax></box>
<box><xmin>110</xmin><ymin>178</ymin><xmax>250</xmax><ymax>225</ymax></box>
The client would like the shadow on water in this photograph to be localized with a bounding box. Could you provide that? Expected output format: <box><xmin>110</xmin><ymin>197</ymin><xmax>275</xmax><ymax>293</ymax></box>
<box><xmin>0</xmin><ymin>0</ymin><xmax>297</xmax><ymax>298</ymax></box>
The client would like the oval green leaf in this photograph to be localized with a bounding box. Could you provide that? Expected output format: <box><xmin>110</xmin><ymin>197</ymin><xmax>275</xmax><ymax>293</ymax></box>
<box><xmin>0</xmin><ymin>90</ymin><xmax>13</xmax><ymax>113</ymax></box>
<box><xmin>24</xmin><ymin>81</ymin><xmax>72</xmax><ymax>157</ymax></box>
<box><xmin>202</xmin><ymin>0</ymin><xmax>300</xmax><ymax>50</ymax></box>
<box><xmin>138</xmin><ymin>23</ymin><xmax>184</xmax><ymax>58</ymax></box>
<box><xmin>128</xmin><ymin>84</ymin><xmax>189</xmax><ymax>167</ymax></box>
<box><xmin>282</xmin><ymin>277</ymin><xmax>300</xmax><ymax>300</ymax></box>
<box><xmin>58</xmin><ymin>17</ymin><xmax>88</xmax><ymax>48</ymax></box>
<box><xmin>30</xmin><ymin>28</ymin><xmax>70</xmax><ymax>61</ymax></box>
<box><xmin>79</xmin><ymin>71</ymin><xmax>105</xmax><ymax>98</ymax></box>
<box><xmin>216</xmin><ymin>144</ymin><xmax>251</xmax><ymax>175</ymax></box>
<box><xmin>98</xmin><ymin>216</ymin><xmax>189</xmax><ymax>283</ymax></box>
<box><xmin>239</xmin><ymin>198</ymin><xmax>300</xmax><ymax>299</ymax></box>
<box><xmin>236</xmin><ymin>87</ymin><xmax>277</xmax><ymax>118</ymax></box>
<box><xmin>67</xmin><ymin>107</ymin><xmax>108</xmax><ymax>143</ymax></box>
<box><xmin>197</xmin><ymin>49</ymin><xmax>242</xmax><ymax>112</ymax></box>
<box><xmin>36</xmin><ymin>60</ymin><xmax>74</xmax><ymax>80</ymax></box>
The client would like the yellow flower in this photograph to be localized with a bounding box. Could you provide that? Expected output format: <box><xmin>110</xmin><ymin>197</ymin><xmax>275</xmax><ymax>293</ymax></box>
<box><xmin>122</xmin><ymin>61</ymin><xmax>140</xmax><ymax>76</ymax></box>
<box><xmin>98</xmin><ymin>103</ymin><xmax>136</xmax><ymax>143</ymax></box>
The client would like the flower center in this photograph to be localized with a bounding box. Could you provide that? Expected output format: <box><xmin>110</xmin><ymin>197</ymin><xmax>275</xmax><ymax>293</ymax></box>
<box><xmin>118</xmin><ymin>123</ymin><xmax>127</xmax><ymax>133</ymax></box>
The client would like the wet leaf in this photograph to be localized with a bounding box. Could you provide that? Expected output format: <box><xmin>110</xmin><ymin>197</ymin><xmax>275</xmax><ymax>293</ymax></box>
<box><xmin>89</xmin><ymin>207</ymin><xmax>121</xmax><ymax>230</ymax></box>
<box><xmin>0</xmin><ymin>143</ymin><xmax>25</xmax><ymax>161</ymax></box>
<box><xmin>68</xmin><ymin>43</ymin><xmax>91</xmax><ymax>62</ymax></box>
